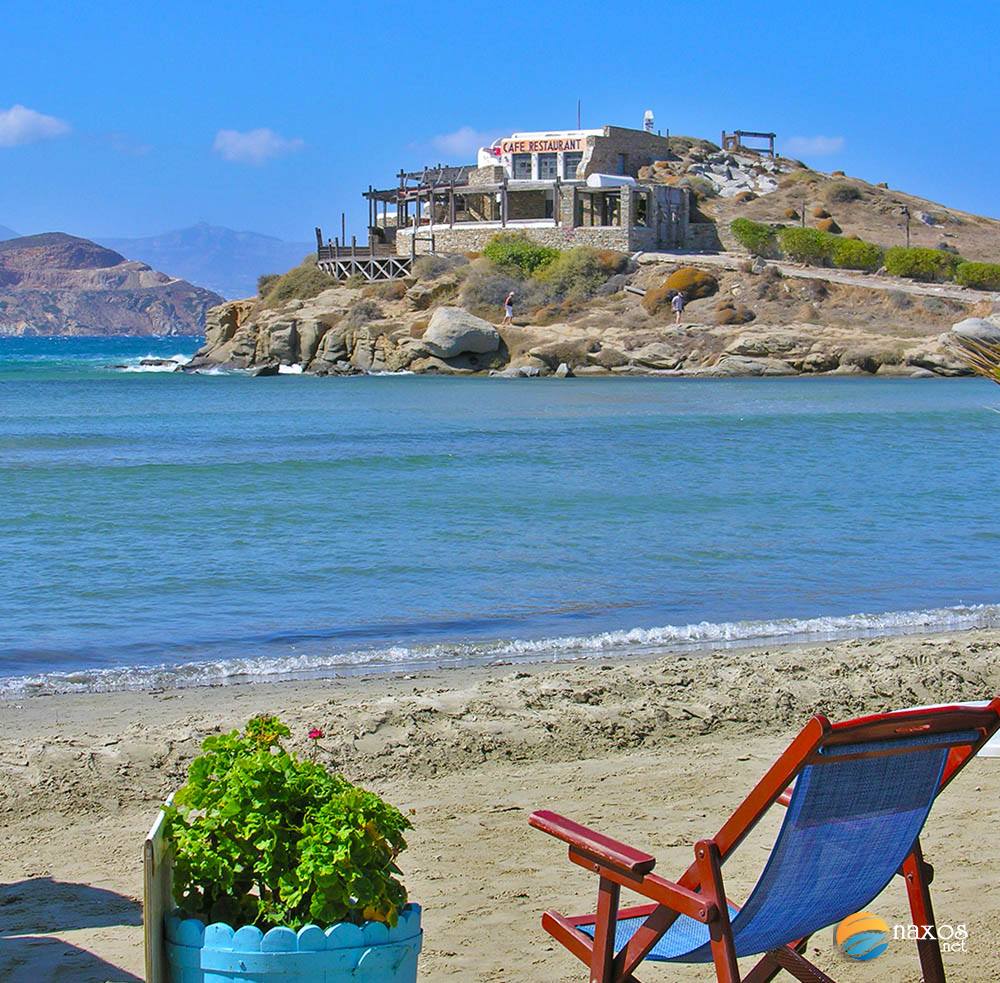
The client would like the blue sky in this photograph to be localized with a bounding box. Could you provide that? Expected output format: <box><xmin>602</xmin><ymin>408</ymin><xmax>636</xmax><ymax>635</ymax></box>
<box><xmin>1</xmin><ymin>0</ymin><xmax>997</xmax><ymax>244</ymax></box>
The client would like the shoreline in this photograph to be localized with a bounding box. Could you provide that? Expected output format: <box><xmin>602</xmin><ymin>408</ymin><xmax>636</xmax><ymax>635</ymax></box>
<box><xmin>3</xmin><ymin>601</ymin><xmax>999</xmax><ymax>698</ymax></box>
<box><xmin>1</xmin><ymin>628</ymin><xmax>998</xmax><ymax>980</ymax></box>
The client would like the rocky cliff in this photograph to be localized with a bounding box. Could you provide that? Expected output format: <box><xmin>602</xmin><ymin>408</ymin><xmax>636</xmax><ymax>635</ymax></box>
<box><xmin>0</xmin><ymin>233</ymin><xmax>222</xmax><ymax>336</ymax></box>
<box><xmin>186</xmin><ymin>255</ymin><xmax>978</xmax><ymax>379</ymax></box>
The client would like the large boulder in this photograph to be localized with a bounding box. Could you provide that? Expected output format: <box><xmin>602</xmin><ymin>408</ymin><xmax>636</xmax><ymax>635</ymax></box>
<box><xmin>709</xmin><ymin>355</ymin><xmax>797</xmax><ymax>376</ymax></box>
<box><xmin>952</xmin><ymin>316</ymin><xmax>1000</xmax><ymax>344</ymax></box>
<box><xmin>422</xmin><ymin>306</ymin><xmax>501</xmax><ymax>358</ymax></box>
<box><xmin>628</xmin><ymin>342</ymin><xmax>683</xmax><ymax>370</ymax></box>
<box><xmin>405</xmin><ymin>273</ymin><xmax>461</xmax><ymax>311</ymax></box>
<box><xmin>264</xmin><ymin>321</ymin><xmax>298</xmax><ymax>364</ymax></box>
<box><xmin>527</xmin><ymin>336</ymin><xmax>600</xmax><ymax>368</ymax></box>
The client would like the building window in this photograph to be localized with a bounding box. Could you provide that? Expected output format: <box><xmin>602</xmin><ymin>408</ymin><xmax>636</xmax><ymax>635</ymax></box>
<box><xmin>538</xmin><ymin>153</ymin><xmax>558</xmax><ymax>180</ymax></box>
<box><xmin>633</xmin><ymin>192</ymin><xmax>649</xmax><ymax>227</ymax></box>
<box><xmin>512</xmin><ymin>153</ymin><xmax>532</xmax><ymax>179</ymax></box>
<box><xmin>617</xmin><ymin>153</ymin><xmax>629</xmax><ymax>175</ymax></box>
<box><xmin>563</xmin><ymin>151</ymin><xmax>583</xmax><ymax>179</ymax></box>
<box><xmin>602</xmin><ymin>192</ymin><xmax>621</xmax><ymax>226</ymax></box>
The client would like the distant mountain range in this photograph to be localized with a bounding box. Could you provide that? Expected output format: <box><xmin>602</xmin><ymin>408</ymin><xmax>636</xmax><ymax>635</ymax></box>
<box><xmin>0</xmin><ymin>225</ymin><xmax>19</xmax><ymax>241</ymax></box>
<box><xmin>101</xmin><ymin>223</ymin><xmax>314</xmax><ymax>299</ymax></box>
<box><xmin>0</xmin><ymin>232</ymin><xmax>221</xmax><ymax>336</ymax></box>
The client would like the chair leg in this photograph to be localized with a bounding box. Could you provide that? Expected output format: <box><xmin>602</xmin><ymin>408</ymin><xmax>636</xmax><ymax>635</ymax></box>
<box><xmin>743</xmin><ymin>937</ymin><xmax>811</xmax><ymax>983</ymax></box>
<box><xmin>589</xmin><ymin>876</ymin><xmax>621</xmax><ymax>983</ymax></box>
<box><xmin>695</xmin><ymin>840</ymin><xmax>741</xmax><ymax>983</ymax></box>
<box><xmin>768</xmin><ymin>946</ymin><xmax>836</xmax><ymax>983</ymax></box>
<box><xmin>902</xmin><ymin>839</ymin><xmax>946</xmax><ymax>983</ymax></box>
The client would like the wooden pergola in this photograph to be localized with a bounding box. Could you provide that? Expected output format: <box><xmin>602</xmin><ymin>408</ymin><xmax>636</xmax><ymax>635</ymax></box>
<box><xmin>721</xmin><ymin>130</ymin><xmax>777</xmax><ymax>157</ymax></box>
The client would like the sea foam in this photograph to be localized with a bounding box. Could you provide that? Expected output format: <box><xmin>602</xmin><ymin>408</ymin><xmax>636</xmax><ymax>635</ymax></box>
<box><xmin>1</xmin><ymin>603</ymin><xmax>996</xmax><ymax>698</ymax></box>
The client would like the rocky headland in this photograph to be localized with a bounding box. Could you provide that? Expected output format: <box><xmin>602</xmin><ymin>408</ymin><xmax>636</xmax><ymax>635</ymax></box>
<box><xmin>187</xmin><ymin>149</ymin><xmax>1000</xmax><ymax>378</ymax></box>
<box><xmin>187</xmin><ymin>257</ymin><xmax>985</xmax><ymax>379</ymax></box>
<box><xmin>0</xmin><ymin>233</ymin><xmax>221</xmax><ymax>336</ymax></box>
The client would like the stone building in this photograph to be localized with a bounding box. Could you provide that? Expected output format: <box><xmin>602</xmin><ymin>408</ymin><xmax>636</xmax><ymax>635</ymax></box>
<box><xmin>372</xmin><ymin>125</ymin><xmax>693</xmax><ymax>256</ymax></box>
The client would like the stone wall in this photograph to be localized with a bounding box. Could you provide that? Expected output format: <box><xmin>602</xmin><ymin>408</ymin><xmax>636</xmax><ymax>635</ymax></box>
<box><xmin>468</xmin><ymin>165</ymin><xmax>504</xmax><ymax>187</ymax></box>
<box><xmin>395</xmin><ymin>223</ymin><xmax>632</xmax><ymax>255</ymax></box>
<box><xmin>583</xmin><ymin>127</ymin><xmax>674</xmax><ymax>178</ymax></box>
<box><xmin>507</xmin><ymin>190</ymin><xmax>549</xmax><ymax>220</ymax></box>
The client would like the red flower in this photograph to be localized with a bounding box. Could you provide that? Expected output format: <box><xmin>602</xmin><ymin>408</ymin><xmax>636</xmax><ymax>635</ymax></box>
<box><xmin>308</xmin><ymin>727</ymin><xmax>324</xmax><ymax>740</ymax></box>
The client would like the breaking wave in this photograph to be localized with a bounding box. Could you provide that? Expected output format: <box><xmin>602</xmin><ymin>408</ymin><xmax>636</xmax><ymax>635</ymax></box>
<box><xmin>114</xmin><ymin>353</ymin><xmax>191</xmax><ymax>373</ymax></box>
<box><xmin>2</xmin><ymin>603</ymin><xmax>997</xmax><ymax>697</ymax></box>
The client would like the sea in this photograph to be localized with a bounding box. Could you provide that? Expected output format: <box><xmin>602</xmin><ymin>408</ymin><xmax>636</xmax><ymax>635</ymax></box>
<box><xmin>1</xmin><ymin>335</ymin><xmax>998</xmax><ymax>696</ymax></box>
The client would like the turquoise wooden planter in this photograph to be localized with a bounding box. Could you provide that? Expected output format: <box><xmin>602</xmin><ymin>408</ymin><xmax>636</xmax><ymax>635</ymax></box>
<box><xmin>165</xmin><ymin>903</ymin><xmax>422</xmax><ymax>983</ymax></box>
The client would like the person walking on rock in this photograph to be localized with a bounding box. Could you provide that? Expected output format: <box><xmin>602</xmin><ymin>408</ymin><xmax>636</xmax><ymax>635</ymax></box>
<box><xmin>502</xmin><ymin>290</ymin><xmax>515</xmax><ymax>326</ymax></box>
<box><xmin>671</xmin><ymin>290</ymin><xmax>686</xmax><ymax>325</ymax></box>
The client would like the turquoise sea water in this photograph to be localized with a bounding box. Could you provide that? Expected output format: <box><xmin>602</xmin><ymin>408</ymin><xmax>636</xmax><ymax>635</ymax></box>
<box><xmin>1</xmin><ymin>336</ymin><xmax>999</xmax><ymax>695</ymax></box>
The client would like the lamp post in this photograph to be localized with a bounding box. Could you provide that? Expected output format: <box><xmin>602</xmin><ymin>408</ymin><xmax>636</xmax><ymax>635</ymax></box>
<box><xmin>901</xmin><ymin>205</ymin><xmax>911</xmax><ymax>249</ymax></box>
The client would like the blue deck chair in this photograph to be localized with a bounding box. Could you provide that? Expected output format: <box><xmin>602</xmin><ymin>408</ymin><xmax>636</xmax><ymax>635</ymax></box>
<box><xmin>530</xmin><ymin>700</ymin><xmax>1000</xmax><ymax>983</ymax></box>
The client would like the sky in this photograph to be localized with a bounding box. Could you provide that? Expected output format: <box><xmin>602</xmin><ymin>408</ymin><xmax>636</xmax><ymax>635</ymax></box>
<box><xmin>1</xmin><ymin>0</ymin><xmax>999</xmax><ymax>244</ymax></box>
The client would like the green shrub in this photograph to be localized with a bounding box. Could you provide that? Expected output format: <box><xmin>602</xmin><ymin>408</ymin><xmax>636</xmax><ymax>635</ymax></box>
<box><xmin>730</xmin><ymin>218</ymin><xmax>776</xmax><ymax>257</ymax></box>
<box><xmin>164</xmin><ymin>715</ymin><xmax>410</xmax><ymax>930</ymax></box>
<box><xmin>371</xmin><ymin>280</ymin><xmax>407</xmax><ymax>301</ymax></box>
<box><xmin>832</xmin><ymin>238</ymin><xmax>884</xmax><ymax>272</ymax></box>
<box><xmin>458</xmin><ymin>263</ymin><xmax>522</xmax><ymax>318</ymax></box>
<box><xmin>257</xmin><ymin>273</ymin><xmax>280</xmax><ymax>297</ymax></box>
<box><xmin>777</xmin><ymin>227</ymin><xmax>836</xmax><ymax>265</ymax></box>
<box><xmin>884</xmin><ymin>246</ymin><xmax>962</xmax><ymax>282</ymax></box>
<box><xmin>482</xmin><ymin>232</ymin><xmax>559</xmax><ymax>276</ymax></box>
<box><xmin>260</xmin><ymin>254</ymin><xmax>331</xmax><ymax>307</ymax></box>
<box><xmin>643</xmin><ymin>267</ymin><xmax>719</xmax><ymax>314</ymax></box>
<box><xmin>342</xmin><ymin>298</ymin><xmax>383</xmax><ymax>328</ymax></box>
<box><xmin>412</xmin><ymin>253</ymin><xmax>469</xmax><ymax>279</ymax></box>
<box><xmin>954</xmin><ymin>261</ymin><xmax>1000</xmax><ymax>291</ymax></box>
<box><xmin>677</xmin><ymin>175</ymin><xmax>717</xmax><ymax>198</ymax></box>
<box><xmin>533</xmin><ymin>246</ymin><xmax>628</xmax><ymax>302</ymax></box>
<box><xmin>825</xmin><ymin>182</ymin><xmax>862</xmax><ymax>204</ymax></box>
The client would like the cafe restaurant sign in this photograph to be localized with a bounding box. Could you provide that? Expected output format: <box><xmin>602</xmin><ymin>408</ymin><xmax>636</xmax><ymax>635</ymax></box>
<box><xmin>499</xmin><ymin>137</ymin><xmax>583</xmax><ymax>155</ymax></box>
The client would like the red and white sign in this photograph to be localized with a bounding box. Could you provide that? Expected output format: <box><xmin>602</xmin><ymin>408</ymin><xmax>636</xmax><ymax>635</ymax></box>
<box><xmin>499</xmin><ymin>137</ymin><xmax>582</xmax><ymax>155</ymax></box>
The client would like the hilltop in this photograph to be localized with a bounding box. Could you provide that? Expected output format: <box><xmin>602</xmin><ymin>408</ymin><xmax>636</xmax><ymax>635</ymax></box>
<box><xmin>635</xmin><ymin>138</ymin><xmax>1000</xmax><ymax>262</ymax></box>
<box><xmin>0</xmin><ymin>233</ymin><xmax>222</xmax><ymax>337</ymax></box>
<box><xmin>0</xmin><ymin>225</ymin><xmax>18</xmax><ymax>241</ymax></box>
<box><xmin>102</xmin><ymin>223</ymin><xmax>314</xmax><ymax>299</ymax></box>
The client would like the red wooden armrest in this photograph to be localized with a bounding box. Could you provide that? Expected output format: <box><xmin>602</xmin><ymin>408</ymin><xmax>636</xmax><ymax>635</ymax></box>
<box><xmin>529</xmin><ymin>809</ymin><xmax>657</xmax><ymax>875</ymax></box>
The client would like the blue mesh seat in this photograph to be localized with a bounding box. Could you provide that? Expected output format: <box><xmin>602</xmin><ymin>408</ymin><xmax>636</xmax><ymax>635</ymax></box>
<box><xmin>574</xmin><ymin>729</ymin><xmax>978</xmax><ymax>963</ymax></box>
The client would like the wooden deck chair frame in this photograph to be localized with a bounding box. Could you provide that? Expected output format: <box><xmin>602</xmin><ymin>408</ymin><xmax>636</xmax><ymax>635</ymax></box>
<box><xmin>529</xmin><ymin>700</ymin><xmax>1000</xmax><ymax>983</ymax></box>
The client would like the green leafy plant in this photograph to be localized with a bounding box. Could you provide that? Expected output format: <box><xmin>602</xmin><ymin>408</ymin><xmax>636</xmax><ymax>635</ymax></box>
<box><xmin>482</xmin><ymin>232</ymin><xmax>559</xmax><ymax>276</ymax></box>
<box><xmin>954</xmin><ymin>261</ymin><xmax>1000</xmax><ymax>291</ymax></box>
<box><xmin>777</xmin><ymin>227</ymin><xmax>836</xmax><ymax>265</ymax></box>
<box><xmin>825</xmin><ymin>182</ymin><xmax>862</xmax><ymax>204</ymax></box>
<box><xmin>163</xmin><ymin>715</ymin><xmax>411</xmax><ymax>931</ymax></box>
<box><xmin>259</xmin><ymin>254</ymin><xmax>332</xmax><ymax>308</ymax></box>
<box><xmin>730</xmin><ymin>218</ymin><xmax>777</xmax><ymax>257</ymax></box>
<box><xmin>533</xmin><ymin>246</ymin><xmax>628</xmax><ymax>300</ymax></box>
<box><xmin>884</xmin><ymin>246</ymin><xmax>962</xmax><ymax>282</ymax></box>
<box><xmin>831</xmin><ymin>237</ymin><xmax>883</xmax><ymax>272</ymax></box>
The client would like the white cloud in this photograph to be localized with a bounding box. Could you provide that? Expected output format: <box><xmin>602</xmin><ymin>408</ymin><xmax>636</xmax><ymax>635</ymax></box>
<box><xmin>0</xmin><ymin>104</ymin><xmax>70</xmax><ymax>147</ymax></box>
<box><xmin>212</xmin><ymin>128</ymin><xmax>304</xmax><ymax>165</ymax></box>
<box><xmin>430</xmin><ymin>126</ymin><xmax>499</xmax><ymax>158</ymax></box>
<box><xmin>784</xmin><ymin>135</ymin><xmax>845</xmax><ymax>157</ymax></box>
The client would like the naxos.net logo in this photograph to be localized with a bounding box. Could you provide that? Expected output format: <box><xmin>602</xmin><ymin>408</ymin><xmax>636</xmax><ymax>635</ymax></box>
<box><xmin>834</xmin><ymin>911</ymin><xmax>969</xmax><ymax>962</ymax></box>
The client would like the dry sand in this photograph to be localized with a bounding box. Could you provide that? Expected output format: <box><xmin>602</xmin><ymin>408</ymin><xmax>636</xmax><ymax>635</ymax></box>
<box><xmin>0</xmin><ymin>629</ymin><xmax>998</xmax><ymax>982</ymax></box>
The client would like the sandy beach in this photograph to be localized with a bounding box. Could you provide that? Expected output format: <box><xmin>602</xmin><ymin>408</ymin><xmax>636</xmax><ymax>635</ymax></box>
<box><xmin>0</xmin><ymin>629</ymin><xmax>997</xmax><ymax>982</ymax></box>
